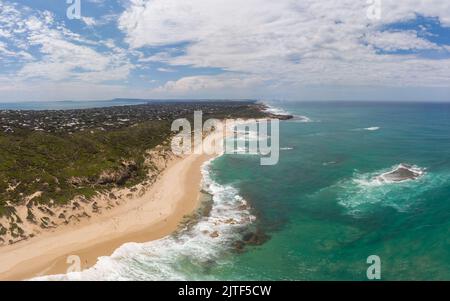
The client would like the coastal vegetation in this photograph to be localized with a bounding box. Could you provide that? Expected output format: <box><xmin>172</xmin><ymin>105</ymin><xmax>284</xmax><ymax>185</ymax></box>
<box><xmin>0</xmin><ymin>101</ymin><xmax>274</xmax><ymax>218</ymax></box>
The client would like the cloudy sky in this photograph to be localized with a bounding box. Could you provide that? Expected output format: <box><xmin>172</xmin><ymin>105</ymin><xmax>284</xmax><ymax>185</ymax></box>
<box><xmin>0</xmin><ymin>0</ymin><xmax>450</xmax><ymax>102</ymax></box>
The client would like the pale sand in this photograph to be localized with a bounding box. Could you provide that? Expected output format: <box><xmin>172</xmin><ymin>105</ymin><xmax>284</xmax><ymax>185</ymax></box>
<box><xmin>0</xmin><ymin>121</ymin><xmax>237</xmax><ymax>281</ymax></box>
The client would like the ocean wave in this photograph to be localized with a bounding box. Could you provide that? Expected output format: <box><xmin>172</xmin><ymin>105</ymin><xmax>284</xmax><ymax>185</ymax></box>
<box><xmin>262</xmin><ymin>103</ymin><xmax>313</xmax><ymax>123</ymax></box>
<box><xmin>263</xmin><ymin>103</ymin><xmax>292</xmax><ymax>116</ymax></box>
<box><xmin>230</xmin><ymin>128</ymin><xmax>269</xmax><ymax>155</ymax></box>
<box><xmin>366</xmin><ymin>164</ymin><xmax>425</xmax><ymax>185</ymax></box>
<box><xmin>289</xmin><ymin>115</ymin><xmax>313</xmax><ymax>123</ymax></box>
<box><xmin>234</xmin><ymin>130</ymin><xmax>268</xmax><ymax>142</ymax></box>
<box><xmin>309</xmin><ymin>163</ymin><xmax>446</xmax><ymax>216</ymax></box>
<box><xmin>352</xmin><ymin>126</ymin><xmax>380</xmax><ymax>131</ymax></box>
<box><xmin>233</xmin><ymin>147</ymin><xmax>260</xmax><ymax>155</ymax></box>
<box><xmin>33</xmin><ymin>159</ymin><xmax>255</xmax><ymax>281</ymax></box>
<box><xmin>335</xmin><ymin>164</ymin><xmax>435</xmax><ymax>215</ymax></box>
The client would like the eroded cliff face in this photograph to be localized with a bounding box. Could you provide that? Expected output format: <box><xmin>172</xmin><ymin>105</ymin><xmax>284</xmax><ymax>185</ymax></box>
<box><xmin>0</xmin><ymin>145</ymin><xmax>177</xmax><ymax>246</ymax></box>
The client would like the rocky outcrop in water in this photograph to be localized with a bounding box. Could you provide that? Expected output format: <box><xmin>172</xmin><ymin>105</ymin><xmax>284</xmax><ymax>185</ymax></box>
<box><xmin>377</xmin><ymin>164</ymin><xmax>425</xmax><ymax>183</ymax></box>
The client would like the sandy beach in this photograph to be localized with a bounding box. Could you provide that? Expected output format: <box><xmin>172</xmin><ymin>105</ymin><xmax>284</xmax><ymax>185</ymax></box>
<box><xmin>0</xmin><ymin>121</ymin><xmax>234</xmax><ymax>281</ymax></box>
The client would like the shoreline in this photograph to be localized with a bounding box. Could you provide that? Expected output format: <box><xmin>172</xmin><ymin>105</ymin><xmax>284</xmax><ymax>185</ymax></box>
<box><xmin>0</xmin><ymin>120</ymin><xmax>239</xmax><ymax>281</ymax></box>
<box><xmin>0</xmin><ymin>152</ymin><xmax>212</xmax><ymax>280</ymax></box>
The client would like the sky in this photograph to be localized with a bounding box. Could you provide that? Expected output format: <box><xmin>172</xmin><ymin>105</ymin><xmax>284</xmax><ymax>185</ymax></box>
<box><xmin>0</xmin><ymin>0</ymin><xmax>450</xmax><ymax>102</ymax></box>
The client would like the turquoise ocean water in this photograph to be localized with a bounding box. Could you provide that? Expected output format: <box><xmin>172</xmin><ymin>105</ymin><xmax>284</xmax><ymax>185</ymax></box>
<box><xmin>209</xmin><ymin>101</ymin><xmax>450</xmax><ymax>280</ymax></box>
<box><xmin>34</xmin><ymin>101</ymin><xmax>449</xmax><ymax>280</ymax></box>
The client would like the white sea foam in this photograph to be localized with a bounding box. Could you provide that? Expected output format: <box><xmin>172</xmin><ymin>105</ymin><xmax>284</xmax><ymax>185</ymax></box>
<box><xmin>364</xmin><ymin>127</ymin><xmax>380</xmax><ymax>131</ymax></box>
<box><xmin>334</xmin><ymin>164</ymin><xmax>430</xmax><ymax>215</ymax></box>
<box><xmin>33</xmin><ymin>158</ymin><xmax>255</xmax><ymax>281</ymax></box>
<box><xmin>290</xmin><ymin>115</ymin><xmax>312</xmax><ymax>123</ymax></box>
<box><xmin>352</xmin><ymin>126</ymin><xmax>380</xmax><ymax>131</ymax></box>
<box><xmin>263</xmin><ymin>103</ymin><xmax>313</xmax><ymax>123</ymax></box>
<box><xmin>376</xmin><ymin>164</ymin><xmax>425</xmax><ymax>184</ymax></box>
<box><xmin>234</xmin><ymin>130</ymin><xmax>268</xmax><ymax>141</ymax></box>
<box><xmin>233</xmin><ymin>147</ymin><xmax>259</xmax><ymax>155</ymax></box>
<box><xmin>231</xmin><ymin>128</ymin><xmax>269</xmax><ymax>155</ymax></box>
<box><xmin>263</xmin><ymin>103</ymin><xmax>292</xmax><ymax>116</ymax></box>
<box><xmin>356</xmin><ymin>164</ymin><xmax>426</xmax><ymax>186</ymax></box>
<box><xmin>280</xmin><ymin>147</ymin><xmax>294</xmax><ymax>151</ymax></box>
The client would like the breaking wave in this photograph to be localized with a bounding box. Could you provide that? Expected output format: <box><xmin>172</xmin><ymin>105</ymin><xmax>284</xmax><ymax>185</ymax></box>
<box><xmin>33</xmin><ymin>159</ymin><xmax>255</xmax><ymax>281</ymax></box>
<box><xmin>352</xmin><ymin>126</ymin><xmax>380</xmax><ymax>131</ymax></box>
<box><xmin>335</xmin><ymin>164</ymin><xmax>434</xmax><ymax>214</ymax></box>
<box><xmin>290</xmin><ymin>115</ymin><xmax>313</xmax><ymax>123</ymax></box>
<box><xmin>309</xmin><ymin>164</ymin><xmax>447</xmax><ymax>216</ymax></box>
<box><xmin>263</xmin><ymin>104</ymin><xmax>292</xmax><ymax>116</ymax></box>
<box><xmin>263</xmin><ymin>103</ymin><xmax>313</xmax><ymax>123</ymax></box>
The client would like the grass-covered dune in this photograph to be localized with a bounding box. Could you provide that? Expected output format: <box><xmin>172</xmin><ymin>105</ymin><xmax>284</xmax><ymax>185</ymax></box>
<box><xmin>0</xmin><ymin>120</ymin><xmax>171</xmax><ymax>216</ymax></box>
<box><xmin>0</xmin><ymin>101</ymin><xmax>274</xmax><ymax>217</ymax></box>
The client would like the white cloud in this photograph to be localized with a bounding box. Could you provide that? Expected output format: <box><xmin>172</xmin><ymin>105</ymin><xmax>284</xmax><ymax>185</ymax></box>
<box><xmin>1</xmin><ymin>0</ymin><xmax>450</xmax><ymax>101</ymax></box>
<box><xmin>0</xmin><ymin>80</ymin><xmax>136</xmax><ymax>102</ymax></box>
<box><xmin>365</xmin><ymin>30</ymin><xmax>440</xmax><ymax>51</ymax></box>
<box><xmin>0</xmin><ymin>41</ymin><xmax>15</xmax><ymax>56</ymax></box>
<box><xmin>81</xmin><ymin>16</ymin><xmax>97</xmax><ymax>27</ymax></box>
<box><xmin>157</xmin><ymin>67</ymin><xmax>176</xmax><ymax>72</ymax></box>
<box><xmin>154</xmin><ymin>74</ymin><xmax>264</xmax><ymax>93</ymax></box>
<box><xmin>0</xmin><ymin>1</ymin><xmax>133</xmax><ymax>85</ymax></box>
<box><xmin>18</xmin><ymin>25</ymin><xmax>132</xmax><ymax>82</ymax></box>
<box><xmin>119</xmin><ymin>0</ymin><xmax>450</xmax><ymax>95</ymax></box>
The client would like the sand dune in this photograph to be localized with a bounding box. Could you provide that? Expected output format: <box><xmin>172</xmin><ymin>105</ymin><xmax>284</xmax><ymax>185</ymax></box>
<box><xmin>0</xmin><ymin>120</ymin><xmax>240</xmax><ymax>280</ymax></box>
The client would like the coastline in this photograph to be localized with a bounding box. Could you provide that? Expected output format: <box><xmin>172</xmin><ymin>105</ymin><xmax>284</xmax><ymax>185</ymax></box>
<box><xmin>0</xmin><ymin>152</ymin><xmax>210</xmax><ymax>280</ymax></box>
<box><xmin>0</xmin><ymin>121</ymin><xmax>237</xmax><ymax>281</ymax></box>
<box><xmin>0</xmin><ymin>118</ymin><xmax>247</xmax><ymax>280</ymax></box>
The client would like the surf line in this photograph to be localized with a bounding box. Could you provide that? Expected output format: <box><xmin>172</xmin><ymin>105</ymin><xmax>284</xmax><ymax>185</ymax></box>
<box><xmin>171</xmin><ymin>111</ymin><xmax>280</xmax><ymax>165</ymax></box>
